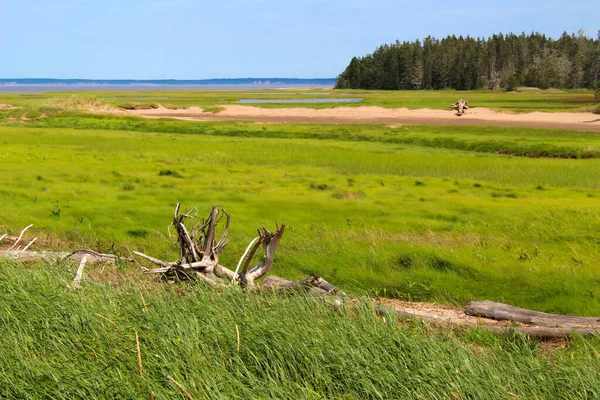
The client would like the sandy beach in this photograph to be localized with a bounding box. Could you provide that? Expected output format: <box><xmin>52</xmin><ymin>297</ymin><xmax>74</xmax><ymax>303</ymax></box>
<box><xmin>123</xmin><ymin>105</ymin><xmax>600</xmax><ymax>131</ymax></box>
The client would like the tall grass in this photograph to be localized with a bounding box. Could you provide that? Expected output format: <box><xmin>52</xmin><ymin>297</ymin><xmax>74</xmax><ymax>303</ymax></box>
<box><xmin>1</xmin><ymin>260</ymin><xmax>599</xmax><ymax>399</ymax></box>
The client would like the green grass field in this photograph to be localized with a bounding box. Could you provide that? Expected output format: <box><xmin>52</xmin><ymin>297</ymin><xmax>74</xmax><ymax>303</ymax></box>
<box><xmin>5</xmin><ymin>112</ymin><xmax>600</xmax><ymax>158</ymax></box>
<box><xmin>2</xmin><ymin>92</ymin><xmax>600</xmax><ymax>398</ymax></box>
<box><xmin>2</xmin><ymin>112</ymin><xmax>600</xmax><ymax>315</ymax></box>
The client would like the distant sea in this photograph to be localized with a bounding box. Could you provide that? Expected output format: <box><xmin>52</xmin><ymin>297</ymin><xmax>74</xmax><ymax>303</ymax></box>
<box><xmin>0</xmin><ymin>78</ymin><xmax>336</xmax><ymax>94</ymax></box>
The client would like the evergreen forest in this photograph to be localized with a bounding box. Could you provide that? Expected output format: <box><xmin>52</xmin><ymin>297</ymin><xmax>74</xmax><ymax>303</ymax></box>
<box><xmin>335</xmin><ymin>31</ymin><xmax>600</xmax><ymax>90</ymax></box>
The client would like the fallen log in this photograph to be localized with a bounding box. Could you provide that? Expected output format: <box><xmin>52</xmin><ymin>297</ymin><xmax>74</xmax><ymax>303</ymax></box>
<box><xmin>464</xmin><ymin>300</ymin><xmax>600</xmax><ymax>328</ymax></box>
<box><xmin>261</xmin><ymin>274</ymin><xmax>345</xmax><ymax>296</ymax></box>
<box><xmin>0</xmin><ymin>250</ymin><xmax>71</xmax><ymax>263</ymax></box>
<box><xmin>0</xmin><ymin>248</ymin><xmax>138</xmax><ymax>265</ymax></box>
<box><xmin>378</xmin><ymin>305</ymin><xmax>599</xmax><ymax>339</ymax></box>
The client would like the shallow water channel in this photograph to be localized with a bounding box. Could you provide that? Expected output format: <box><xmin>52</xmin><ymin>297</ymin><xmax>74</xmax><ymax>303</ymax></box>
<box><xmin>238</xmin><ymin>98</ymin><xmax>363</xmax><ymax>104</ymax></box>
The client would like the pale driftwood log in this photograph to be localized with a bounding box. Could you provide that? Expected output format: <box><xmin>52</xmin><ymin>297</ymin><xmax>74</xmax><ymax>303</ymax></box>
<box><xmin>464</xmin><ymin>300</ymin><xmax>600</xmax><ymax>329</ymax></box>
<box><xmin>134</xmin><ymin>204</ymin><xmax>343</xmax><ymax>294</ymax></box>
<box><xmin>261</xmin><ymin>274</ymin><xmax>345</xmax><ymax>296</ymax></box>
<box><xmin>449</xmin><ymin>99</ymin><xmax>469</xmax><ymax>116</ymax></box>
<box><xmin>0</xmin><ymin>248</ymin><xmax>137</xmax><ymax>265</ymax></box>
<box><xmin>0</xmin><ymin>250</ymin><xmax>71</xmax><ymax>263</ymax></box>
<box><xmin>262</xmin><ymin>276</ymin><xmax>324</xmax><ymax>296</ymax></box>
<box><xmin>378</xmin><ymin>305</ymin><xmax>600</xmax><ymax>339</ymax></box>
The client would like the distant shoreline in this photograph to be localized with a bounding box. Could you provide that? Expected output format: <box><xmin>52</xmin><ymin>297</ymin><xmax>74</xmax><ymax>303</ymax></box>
<box><xmin>0</xmin><ymin>79</ymin><xmax>336</xmax><ymax>94</ymax></box>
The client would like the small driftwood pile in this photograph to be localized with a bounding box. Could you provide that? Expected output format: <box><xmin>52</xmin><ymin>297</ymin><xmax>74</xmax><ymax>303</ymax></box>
<box><xmin>134</xmin><ymin>204</ymin><xmax>343</xmax><ymax>295</ymax></box>
<box><xmin>450</xmin><ymin>99</ymin><xmax>469</xmax><ymax>116</ymax></box>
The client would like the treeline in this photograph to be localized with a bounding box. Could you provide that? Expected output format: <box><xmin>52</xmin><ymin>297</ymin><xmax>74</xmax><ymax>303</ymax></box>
<box><xmin>335</xmin><ymin>31</ymin><xmax>600</xmax><ymax>90</ymax></box>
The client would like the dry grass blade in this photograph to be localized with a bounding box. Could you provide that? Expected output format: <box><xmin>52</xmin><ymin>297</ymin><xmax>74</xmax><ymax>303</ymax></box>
<box><xmin>140</xmin><ymin>293</ymin><xmax>148</xmax><ymax>312</ymax></box>
<box><xmin>168</xmin><ymin>376</ymin><xmax>196</xmax><ymax>400</ymax></box>
<box><xmin>95</xmin><ymin>313</ymin><xmax>122</xmax><ymax>332</ymax></box>
<box><xmin>136</xmin><ymin>331</ymin><xmax>143</xmax><ymax>377</ymax></box>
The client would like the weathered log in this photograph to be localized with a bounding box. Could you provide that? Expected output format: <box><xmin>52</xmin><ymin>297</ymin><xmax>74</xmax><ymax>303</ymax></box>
<box><xmin>0</xmin><ymin>248</ymin><xmax>136</xmax><ymax>265</ymax></box>
<box><xmin>378</xmin><ymin>305</ymin><xmax>599</xmax><ymax>339</ymax></box>
<box><xmin>261</xmin><ymin>274</ymin><xmax>344</xmax><ymax>296</ymax></box>
<box><xmin>449</xmin><ymin>99</ymin><xmax>469</xmax><ymax>116</ymax></box>
<box><xmin>0</xmin><ymin>250</ymin><xmax>101</xmax><ymax>264</ymax></box>
<box><xmin>464</xmin><ymin>300</ymin><xmax>600</xmax><ymax>328</ymax></box>
<box><xmin>0</xmin><ymin>250</ymin><xmax>71</xmax><ymax>262</ymax></box>
<box><xmin>310</xmin><ymin>275</ymin><xmax>346</xmax><ymax>295</ymax></box>
<box><xmin>66</xmin><ymin>249</ymin><xmax>138</xmax><ymax>265</ymax></box>
<box><xmin>261</xmin><ymin>275</ymin><xmax>324</xmax><ymax>296</ymax></box>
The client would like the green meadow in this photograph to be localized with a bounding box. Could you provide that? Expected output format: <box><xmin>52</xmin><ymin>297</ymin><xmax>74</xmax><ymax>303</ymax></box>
<box><xmin>2</xmin><ymin>110</ymin><xmax>600</xmax><ymax>315</ymax></box>
<box><xmin>2</xmin><ymin>93</ymin><xmax>600</xmax><ymax>398</ymax></box>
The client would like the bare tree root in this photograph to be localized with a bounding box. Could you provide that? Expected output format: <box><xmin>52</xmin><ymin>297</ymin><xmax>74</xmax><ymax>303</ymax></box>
<box><xmin>134</xmin><ymin>204</ymin><xmax>288</xmax><ymax>289</ymax></box>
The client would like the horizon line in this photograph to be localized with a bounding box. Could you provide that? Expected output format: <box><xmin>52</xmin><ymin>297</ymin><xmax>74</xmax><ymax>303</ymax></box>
<box><xmin>0</xmin><ymin>77</ymin><xmax>337</xmax><ymax>83</ymax></box>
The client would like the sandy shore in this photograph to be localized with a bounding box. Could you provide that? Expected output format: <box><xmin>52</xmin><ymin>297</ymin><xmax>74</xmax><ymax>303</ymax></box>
<box><xmin>123</xmin><ymin>105</ymin><xmax>600</xmax><ymax>131</ymax></box>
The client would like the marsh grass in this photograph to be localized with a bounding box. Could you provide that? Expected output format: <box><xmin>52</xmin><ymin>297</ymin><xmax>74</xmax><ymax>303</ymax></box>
<box><xmin>7</xmin><ymin>112</ymin><xmax>600</xmax><ymax>158</ymax></box>
<box><xmin>1</xmin><ymin>126</ymin><xmax>600</xmax><ymax>314</ymax></box>
<box><xmin>1</xmin><ymin>260</ymin><xmax>600</xmax><ymax>399</ymax></box>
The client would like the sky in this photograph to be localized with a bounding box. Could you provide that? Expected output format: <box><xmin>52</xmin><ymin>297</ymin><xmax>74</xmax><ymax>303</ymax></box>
<box><xmin>0</xmin><ymin>0</ymin><xmax>598</xmax><ymax>79</ymax></box>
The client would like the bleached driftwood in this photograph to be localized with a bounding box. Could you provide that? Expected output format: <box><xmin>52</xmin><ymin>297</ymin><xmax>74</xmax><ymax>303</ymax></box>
<box><xmin>377</xmin><ymin>299</ymin><xmax>600</xmax><ymax>339</ymax></box>
<box><xmin>0</xmin><ymin>247</ymin><xmax>138</xmax><ymax>265</ymax></box>
<box><xmin>464</xmin><ymin>300</ymin><xmax>600</xmax><ymax>329</ymax></box>
<box><xmin>0</xmin><ymin>250</ymin><xmax>71</xmax><ymax>262</ymax></box>
<box><xmin>71</xmin><ymin>256</ymin><xmax>88</xmax><ymax>290</ymax></box>
<box><xmin>262</xmin><ymin>274</ymin><xmax>345</xmax><ymax>296</ymax></box>
<box><xmin>380</xmin><ymin>305</ymin><xmax>598</xmax><ymax>339</ymax></box>
<box><xmin>134</xmin><ymin>204</ymin><xmax>286</xmax><ymax>288</ymax></box>
<box><xmin>450</xmin><ymin>99</ymin><xmax>469</xmax><ymax>116</ymax></box>
<box><xmin>134</xmin><ymin>204</ymin><xmax>339</xmax><ymax>295</ymax></box>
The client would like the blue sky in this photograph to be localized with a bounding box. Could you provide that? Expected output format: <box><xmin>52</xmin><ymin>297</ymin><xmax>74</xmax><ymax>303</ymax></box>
<box><xmin>0</xmin><ymin>0</ymin><xmax>597</xmax><ymax>79</ymax></box>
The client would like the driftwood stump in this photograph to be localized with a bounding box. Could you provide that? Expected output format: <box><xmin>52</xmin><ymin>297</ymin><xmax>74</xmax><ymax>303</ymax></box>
<box><xmin>450</xmin><ymin>99</ymin><xmax>469</xmax><ymax>116</ymax></box>
<box><xmin>134</xmin><ymin>204</ymin><xmax>343</xmax><ymax>294</ymax></box>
